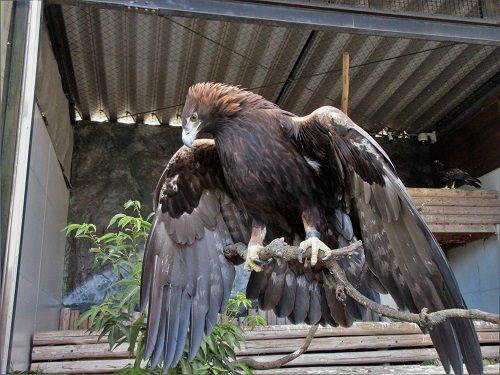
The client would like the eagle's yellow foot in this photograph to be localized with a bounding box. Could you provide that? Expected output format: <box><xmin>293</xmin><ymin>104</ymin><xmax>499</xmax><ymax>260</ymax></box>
<box><xmin>244</xmin><ymin>245</ymin><xmax>265</xmax><ymax>272</ymax></box>
<box><xmin>299</xmin><ymin>232</ymin><xmax>332</xmax><ymax>266</ymax></box>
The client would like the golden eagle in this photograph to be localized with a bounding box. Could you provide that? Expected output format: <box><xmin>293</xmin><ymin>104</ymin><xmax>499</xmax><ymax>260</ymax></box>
<box><xmin>140</xmin><ymin>83</ymin><xmax>482</xmax><ymax>374</ymax></box>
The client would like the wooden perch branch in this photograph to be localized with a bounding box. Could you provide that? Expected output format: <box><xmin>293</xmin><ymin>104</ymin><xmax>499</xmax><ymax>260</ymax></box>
<box><xmin>235</xmin><ymin>324</ymin><xmax>319</xmax><ymax>370</ymax></box>
<box><xmin>224</xmin><ymin>238</ymin><xmax>362</xmax><ymax>263</ymax></box>
<box><xmin>329</xmin><ymin>260</ymin><xmax>500</xmax><ymax>327</ymax></box>
<box><xmin>224</xmin><ymin>239</ymin><xmax>500</xmax><ymax>327</ymax></box>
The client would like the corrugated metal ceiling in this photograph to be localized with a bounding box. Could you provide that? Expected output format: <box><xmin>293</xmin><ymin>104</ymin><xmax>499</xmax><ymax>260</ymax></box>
<box><xmin>45</xmin><ymin>2</ymin><xmax>499</xmax><ymax>134</ymax></box>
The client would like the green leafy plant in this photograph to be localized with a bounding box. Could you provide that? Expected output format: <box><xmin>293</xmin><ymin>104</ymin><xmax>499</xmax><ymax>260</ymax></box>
<box><xmin>65</xmin><ymin>201</ymin><xmax>260</xmax><ymax>374</ymax></box>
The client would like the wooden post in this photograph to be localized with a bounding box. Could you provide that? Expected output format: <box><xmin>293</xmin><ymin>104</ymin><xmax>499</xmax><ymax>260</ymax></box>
<box><xmin>69</xmin><ymin>310</ymin><xmax>79</xmax><ymax>330</ymax></box>
<box><xmin>341</xmin><ymin>52</ymin><xmax>349</xmax><ymax>115</ymax></box>
<box><xmin>59</xmin><ymin>308</ymin><xmax>71</xmax><ymax>330</ymax></box>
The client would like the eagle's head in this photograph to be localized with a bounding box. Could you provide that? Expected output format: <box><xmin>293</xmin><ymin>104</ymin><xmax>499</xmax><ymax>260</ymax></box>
<box><xmin>432</xmin><ymin>160</ymin><xmax>445</xmax><ymax>171</ymax></box>
<box><xmin>181</xmin><ymin>82</ymin><xmax>254</xmax><ymax>148</ymax></box>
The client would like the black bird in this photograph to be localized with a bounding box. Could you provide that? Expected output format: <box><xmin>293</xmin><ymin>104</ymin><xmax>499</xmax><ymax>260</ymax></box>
<box><xmin>433</xmin><ymin>160</ymin><xmax>481</xmax><ymax>189</ymax></box>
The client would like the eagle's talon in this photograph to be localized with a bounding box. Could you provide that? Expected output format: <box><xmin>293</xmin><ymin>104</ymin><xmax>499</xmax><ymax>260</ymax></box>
<box><xmin>297</xmin><ymin>248</ymin><xmax>304</xmax><ymax>263</ymax></box>
<box><xmin>244</xmin><ymin>245</ymin><xmax>264</xmax><ymax>272</ymax></box>
<box><xmin>299</xmin><ymin>235</ymin><xmax>332</xmax><ymax>266</ymax></box>
<box><xmin>253</xmin><ymin>258</ymin><xmax>267</xmax><ymax>266</ymax></box>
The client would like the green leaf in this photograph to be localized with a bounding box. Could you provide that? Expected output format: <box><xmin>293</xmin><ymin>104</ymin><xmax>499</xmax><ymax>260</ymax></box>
<box><xmin>75</xmin><ymin>225</ymin><xmax>88</xmax><ymax>237</ymax></box>
<box><xmin>233</xmin><ymin>362</ymin><xmax>253</xmax><ymax>375</ymax></box>
<box><xmin>129</xmin><ymin>315</ymin><xmax>145</xmax><ymax>355</ymax></box>
<box><xmin>180</xmin><ymin>359</ymin><xmax>191</xmax><ymax>375</ymax></box>
<box><xmin>108</xmin><ymin>213</ymin><xmax>126</xmax><ymax>228</ymax></box>
<box><xmin>124</xmin><ymin>200</ymin><xmax>139</xmax><ymax>210</ymax></box>
<box><xmin>98</xmin><ymin>232</ymin><xmax>117</xmax><ymax>242</ymax></box>
<box><xmin>196</xmin><ymin>365</ymin><xmax>211</xmax><ymax>372</ymax></box>
<box><xmin>118</xmin><ymin>216</ymin><xmax>134</xmax><ymax>228</ymax></box>
<box><xmin>224</xmin><ymin>345</ymin><xmax>236</xmax><ymax>360</ymax></box>
<box><xmin>199</xmin><ymin>337</ymin><xmax>207</xmax><ymax>356</ymax></box>
<box><xmin>116</xmin><ymin>323</ymin><xmax>131</xmax><ymax>344</ymax></box>
<box><xmin>75</xmin><ymin>309</ymin><xmax>94</xmax><ymax>328</ymax></box>
<box><xmin>108</xmin><ymin>326</ymin><xmax>121</xmax><ymax>349</ymax></box>
<box><xmin>224</xmin><ymin>332</ymin><xmax>235</xmax><ymax>350</ymax></box>
<box><xmin>208</xmin><ymin>334</ymin><xmax>218</xmax><ymax>354</ymax></box>
<box><xmin>118</xmin><ymin>285</ymin><xmax>140</xmax><ymax>306</ymax></box>
<box><xmin>63</xmin><ymin>223</ymin><xmax>82</xmax><ymax>235</ymax></box>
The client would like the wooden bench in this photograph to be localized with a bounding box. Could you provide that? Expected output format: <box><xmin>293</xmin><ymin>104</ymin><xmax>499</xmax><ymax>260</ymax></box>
<box><xmin>31</xmin><ymin>322</ymin><xmax>499</xmax><ymax>374</ymax></box>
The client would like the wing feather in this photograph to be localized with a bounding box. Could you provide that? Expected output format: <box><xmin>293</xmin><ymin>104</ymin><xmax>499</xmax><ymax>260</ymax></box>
<box><xmin>283</xmin><ymin>106</ymin><xmax>482</xmax><ymax>375</ymax></box>
<box><xmin>140</xmin><ymin>140</ymin><xmax>246</xmax><ymax>368</ymax></box>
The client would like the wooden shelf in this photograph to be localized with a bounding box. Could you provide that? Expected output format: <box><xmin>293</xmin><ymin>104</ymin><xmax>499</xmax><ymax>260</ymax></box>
<box><xmin>408</xmin><ymin>188</ymin><xmax>500</xmax><ymax>246</ymax></box>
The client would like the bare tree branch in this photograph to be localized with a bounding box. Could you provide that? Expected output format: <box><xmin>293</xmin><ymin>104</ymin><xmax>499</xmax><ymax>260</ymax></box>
<box><xmin>328</xmin><ymin>260</ymin><xmax>500</xmax><ymax>327</ymax></box>
<box><xmin>235</xmin><ymin>324</ymin><xmax>319</xmax><ymax>370</ymax></box>
<box><xmin>224</xmin><ymin>239</ymin><xmax>362</xmax><ymax>263</ymax></box>
<box><xmin>224</xmin><ymin>239</ymin><xmax>500</xmax><ymax>327</ymax></box>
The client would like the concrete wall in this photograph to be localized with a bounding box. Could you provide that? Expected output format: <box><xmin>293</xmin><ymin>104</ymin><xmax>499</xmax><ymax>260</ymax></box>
<box><xmin>10</xmin><ymin>106</ymin><xmax>70</xmax><ymax>371</ymax></box>
<box><xmin>446</xmin><ymin>168</ymin><xmax>500</xmax><ymax>315</ymax></box>
<box><xmin>64</xmin><ymin>122</ymin><xmax>183</xmax><ymax>303</ymax></box>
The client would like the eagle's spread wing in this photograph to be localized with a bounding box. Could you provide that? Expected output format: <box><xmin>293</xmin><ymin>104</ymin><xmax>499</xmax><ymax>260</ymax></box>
<box><xmin>139</xmin><ymin>139</ymin><xmax>249</xmax><ymax>368</ymax></box>
<box><xmin>280</xmin><ymin>106</ymin><xmax>482</xmax><ymax>375</ymax></box>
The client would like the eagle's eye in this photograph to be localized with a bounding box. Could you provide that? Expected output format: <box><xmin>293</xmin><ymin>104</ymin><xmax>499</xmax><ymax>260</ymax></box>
<box><xmin>189</xmin><ymin>113</ymin><xmax>198</xmax><ymax>122</ymax></box>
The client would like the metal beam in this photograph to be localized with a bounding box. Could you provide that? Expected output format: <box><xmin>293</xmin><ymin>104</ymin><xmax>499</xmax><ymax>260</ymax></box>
<box><xmin>0</xmin><ymin>1</ymin><xmax>42</xmax><ymax>372</ymax></box>
<box><xmin>49</xmin><ymin>0</ymin><xmax>500</xmax><ymax>46</ymax></box>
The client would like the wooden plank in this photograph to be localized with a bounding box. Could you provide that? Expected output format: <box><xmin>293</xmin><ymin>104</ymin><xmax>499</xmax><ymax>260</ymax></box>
<box><xmin>79</xmin><ymin>317</ymin><xmax>89</xmax><ymax>330</ymax></box>
<box><xmin>31</xmin><ymin>358</ymin><xmax>136</xmax><ymax>374</ymax></box>
<box><xmin>31</xmin><ymin>348</ymin><xmax>499</xmax><ymax>374</ymax></box>
<box><xmin>427</xmin><ymin>224</ymin><xmax>497</xmax><ymax>234</ymax></box>
<box><xmin>33</xmin><ymin>323</ymin><xmax>498</xmax><ymax>346</ymax></box>
<box><xmin>34</xmin><ymin>330</ymin><xmax>102</xmax><ymax>339</ymax></box>
<box><xmin>253</xmin><ymin>364</ymin><xmax>500</xmax><ymax>375</ymax></box>
<box><xmin>239</xmin><ymin>334</ymin><xmax>433</xmax><ymax>356</ymax></box>
<box><xmin>238</xmin><ymin>346</ymin><xmax>499</xmax><ymax>367</ymax></box>
<box><xmin>243</xmin><ymin>322</ymin><xmax>498</xmax><ymax>340</ymax></box>
<box><xmin>59</xmin><ymin>308</ymin><xmax>71</xmax><ymax>331</ymax></box>
<box><xmin>33</xmin><ymin>331</ymin><xmax>106</xmax><ymax>346</ymax></box>
<box><xmin>244</xmin><ymin>323</ymin><xmax>421</xmax><ymax>340</ymax></box>
<box><xmin>31</xmin><ymin>362</ymin><xmax>500</xmax><ymax>375</ymax></box>
<box><xmin>237</xmin><ymin>332</ymin><xmax>498</xmax><ymax>356</ymax></box>
<box><xmin>434</xmin><ymin>232</ymin><xmax>495</xmax><ymax>245</ymax></box>
<box><xmin>32</xmin><ymin>342</ymin><xmax>130</xmax><ymax>361</ymax></box>
<box><xmin>417</xmin><ymin>205</ymin><xmax>500</xmax><ymax>216</ymax></box>
<box><xmin>69</xmin><ymin>310</ymin><xmax>79</xmax><ymax>330</ymax></box>
<box><xmin>258</xmin><ymin>308</ymin><xmax>267</xmax><ymax>323</ymax></box>
<box><xmin>408</xmin><ymin>188</ymin><xmax>498</xmax><ymax>199</ymax></box>
<box><xmin>421</xmin><ymin>214</ymin><xmax>500</xmax><ymax>224</ymax></box>
<box><xmin>131</xmin><ymin>311</ymin><xmax>141</xmax><ymax>323</ymax></box>
<box><xmin>267</xmin><ymin>309</ymin><xmax>276</xmax><ymax>325</ymax></box>
<box><xmin>412</xmin><ymin>197</ymin><xmax>499</xmax><ymax>207</ymax></box>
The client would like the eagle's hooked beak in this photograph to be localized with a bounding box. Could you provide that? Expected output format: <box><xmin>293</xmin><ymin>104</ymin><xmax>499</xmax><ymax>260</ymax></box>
<box><xmin>182</xmin><ymin>120</ymin><xmax>202</xmax><ymax>149</ymax></box>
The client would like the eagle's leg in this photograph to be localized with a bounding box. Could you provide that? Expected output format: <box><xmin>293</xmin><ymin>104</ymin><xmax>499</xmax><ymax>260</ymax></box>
<box><xmin>299</xmin><ymin>209</ymin><xmax>332</xmax><ymax>266</ymax></box>
<box><xmin>244</xmin><ymin>225</ymin><xmax>267</xmax><ymax>272</ymax></box>
<box><xmin>299</xmin><ymin>231</ymin><xmax>332</xmax><ymax>266</ymax></box>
